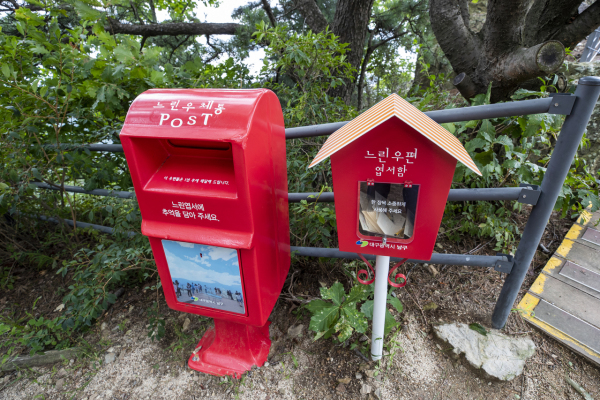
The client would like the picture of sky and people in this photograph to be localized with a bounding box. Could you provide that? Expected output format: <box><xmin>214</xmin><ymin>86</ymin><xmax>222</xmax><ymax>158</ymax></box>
<box><xmin>162</xmin><ymin>240</ymin><xmax>245</xmax><ymax>314</ymax></box>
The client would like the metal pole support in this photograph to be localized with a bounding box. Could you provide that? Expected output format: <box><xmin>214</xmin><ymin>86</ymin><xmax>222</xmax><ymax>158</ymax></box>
<box><xmin>370</xmin><ymin>255</ymin><xmax>390</xmax><ymax>361</ymax></box>
<box><xmin>491</xmin><ymin>76</ymin><xmax>600</xmax><ymax>329</ymax></box>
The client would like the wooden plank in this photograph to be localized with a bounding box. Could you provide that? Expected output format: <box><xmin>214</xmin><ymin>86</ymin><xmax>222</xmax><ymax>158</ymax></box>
<box><xmin>559</xmin><ymin>261</ymin><xmax>600</xmax><ymax>294</ymax></box>
<box><xmin>556</xmin><ymin>239</ymin><xmax>600</xmax><ymax>275</ymax></box>
<box><xmin>577</xmin><ymin>210</ymin><xmax>600</xmax><ymax>228</ymax></box>
<box><xmin>541</xmin><ymin>258</ymin><xmax>600</xmax><ymax>300</ymax></box>
<box><xmin>534</xmin><ymin>300</ymin><xmax>600</xmax><ymax>354</ymax></box>
<box><xmin>562</xmin><ymin>224</ymin><xmax>600</xmax><ymax>252</ymax></box>
<box><xmin>529</xmin><ymin>274</ymin><xmax>600</xmax><ymax>329</ymax></box>
<box><xmin>518</xmin><ymin>294</ymin><xmax>600</xmax><ymax>368</ymax></box>
<box><xmin>582</xmin><ymin>227</ymin><xmax>600</xmax><ymax>246</ymax></box>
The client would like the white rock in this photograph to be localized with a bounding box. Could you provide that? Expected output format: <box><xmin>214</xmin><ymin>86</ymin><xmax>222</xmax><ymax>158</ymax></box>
<box><xmin>360</xmin><ymin>384</ymin><xmax>371</xmax><ymax>395</ymax></box>
<box><xmin>434</xmin><ymin>322</ymin><xmax>536</xmax><ymax>381</ymax></box>
<box><xmin>182</xmin><ymin>318</ymin><xmax>191</xmax><ymax>332</ymax></box>
<box><xmin>287</xmin><ymin>324</ymin><xmax>304</xmax><ymax>337</ymax></box>
<box><xmin>104</xmin><ymin>352</ymin><xmax>116</xmax><ymax>364</ymax></box>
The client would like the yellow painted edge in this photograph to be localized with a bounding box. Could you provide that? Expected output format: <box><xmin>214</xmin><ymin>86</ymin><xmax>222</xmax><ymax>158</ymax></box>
<box><xmin>556</xmin><ymin>239</ymin><xmax>574</xmax><ymax>258</ymax></box>
<box><xmin>565</xmin><ymin>224</ymin><xmax>584</xmax><ymax>240</ymax></box>
<box><xmin>577</xmin><ymin>209</ymin><xmax>593</xmax><ymax>225</ymax></box>
<box><xmin>517</xmin><ymin>293</ymin><xmax>600</xmax><ymax>361</ymax></box>
<box><xmin>542</xmin><ymin>257</ymin><xmax>563</xmax><ymax>275</ymax></box>
<box><xmin>529</xmin><ymin>273</ymin><xmax>548</xmax><ymax>295</ymax></box>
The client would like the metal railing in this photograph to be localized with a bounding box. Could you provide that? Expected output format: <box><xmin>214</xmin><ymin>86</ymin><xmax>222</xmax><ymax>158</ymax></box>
<box><xmin>31</xmin><ymin>77</ymin><xmax>600</xmax><ymax>329</ymax></box>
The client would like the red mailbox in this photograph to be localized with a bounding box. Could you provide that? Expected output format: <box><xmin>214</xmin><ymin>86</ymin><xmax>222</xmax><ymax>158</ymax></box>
<box><xmin>310</xmin><ymin>94</ymin><xmax>481</xmax><ymax>261</ymax></box>
<box><xmin>120</xmin><ymin>89</ymin><xmax>290</xmax><ymax>377</ymax></box>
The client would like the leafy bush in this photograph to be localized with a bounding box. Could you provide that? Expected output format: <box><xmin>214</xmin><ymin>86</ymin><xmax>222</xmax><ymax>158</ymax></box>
<box><xmin>305</xmin><ymin>279</ymin><xmax>402</xmax><ymax>345</ymax></box>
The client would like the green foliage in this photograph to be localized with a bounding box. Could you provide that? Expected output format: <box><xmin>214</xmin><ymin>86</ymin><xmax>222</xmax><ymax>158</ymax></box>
<box><xmin>254</xmin><ymin>21</ymin><xmax>356</xmax><ymax>128</ymax></box>
<box><xmin>409</xmin><ymin>83</ymin><xmax>599</xmax><ymax>252</ymax></box>
<box><xmin>0</xmin><ymin>298</ymin><xmax>72</xmax><ymax>365</ymax></box>
<box><xmin>305</xmin><ymin>279</ymin><xmax>402</xmax><ymax>344</ymax></box>
<box><xmin>468</xmin><ymin>322</ymin><xmax>488</xmax><ymax>336</ymax></box>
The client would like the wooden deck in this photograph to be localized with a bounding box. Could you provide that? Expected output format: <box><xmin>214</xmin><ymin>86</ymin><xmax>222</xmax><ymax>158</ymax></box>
<box><xmin>518</xmin><ymin>209</ymin><xmax>600</xmax><ymax>366</ymax></box>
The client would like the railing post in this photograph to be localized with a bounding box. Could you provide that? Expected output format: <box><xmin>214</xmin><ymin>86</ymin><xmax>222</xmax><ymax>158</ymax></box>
<box><xmin>491</xmin><ymin>76</ymin><xmax>600</xmax><ymax>329</ymax></box>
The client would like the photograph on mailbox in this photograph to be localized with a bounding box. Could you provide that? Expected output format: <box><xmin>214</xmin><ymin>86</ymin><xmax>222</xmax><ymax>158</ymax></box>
<box><xmin>161</xmin><ymin>240</ymin><xmax>245</xmax><ymax>314</ymax></box>
<box><xmin>358</xmin><ymin>182</ymin><xmax>419</xmax><ymax>240</ymax></box>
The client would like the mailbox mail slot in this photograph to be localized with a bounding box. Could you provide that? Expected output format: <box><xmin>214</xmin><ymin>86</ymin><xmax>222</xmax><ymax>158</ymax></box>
<box><xmin>120</xmin><ymin>89</ymin><xmax>290</xmax><ymax>376</ymax></box>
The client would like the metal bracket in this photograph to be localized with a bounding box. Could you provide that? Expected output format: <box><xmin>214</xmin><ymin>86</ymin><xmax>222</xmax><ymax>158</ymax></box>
<box><xmin>494</xmin><ymin>253</ymin><xmax>514</xmax><ymax>274</ymax></box>
<box><xmin>518</xmin><ymin>183</ymin><xmax>541</xmax><ymax>205</ymax></box>
<box><xmin>548</xmin><ymin>93</ymin><xmax>576</xmax><ymax>115</ymax></box>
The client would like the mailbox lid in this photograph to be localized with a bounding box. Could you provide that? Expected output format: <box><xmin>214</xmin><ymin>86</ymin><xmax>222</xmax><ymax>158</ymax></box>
<box><xmin>120</xmin><ymin>89</ymin><xmax>275</xmax><ymax>142</ymax></box>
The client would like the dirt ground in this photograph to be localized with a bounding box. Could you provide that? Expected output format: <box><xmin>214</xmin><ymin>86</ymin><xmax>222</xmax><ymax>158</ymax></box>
<box><xmin>1</xmin><ymin>210</ymin><xmax>600</xmax><ymax>400</ymax></box>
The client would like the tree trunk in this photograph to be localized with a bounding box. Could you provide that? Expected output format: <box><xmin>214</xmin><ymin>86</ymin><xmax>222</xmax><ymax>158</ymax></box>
<box><xmin>429</xmin><ymin>0</ymin><xmax>598</xmax><ymax>102</ymax></box>
<box><xmin>293</xmin><ymin>0</ymin><xmax>375</xmax><ymax>102</ymax></box>
<box><xmin>329</xmin><ymin>0</ymin><xmax>375</xmax><ymax>102</ymax></box>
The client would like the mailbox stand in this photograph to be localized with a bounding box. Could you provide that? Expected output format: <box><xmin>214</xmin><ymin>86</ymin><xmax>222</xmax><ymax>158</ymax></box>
<box><xmin>310</xmin><ymin>94</ymin><xmax>480</xmax><ymax>360</ymax></box>
<box><xmin>120</xmin><ymin>89</ymin><xmax>290</xmax><ymax>377</ymax></box>
<box><xmin>371</xmin><ymin>255</ymin><xmax>390</xmax><ymax>360</ymax></box>
<box><xmin>190</xmin><ymin>319</ymin><xmax>271</xmax><ymax>377</ymax></box>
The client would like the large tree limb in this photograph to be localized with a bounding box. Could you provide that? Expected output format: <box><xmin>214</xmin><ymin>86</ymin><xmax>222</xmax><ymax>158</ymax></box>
<box><xmin>292</xmin><ymin>0</ymin><xmax>328</xmax><ymax>32</ymax></box>
<box><xmin>429</xmin><ymin>0</ymin><xmax>479</xmax><ymax>76</ymax></box>
<box><xmin>496</xmin><ymin>41</ymin><xmax>565</xmax><ymax>86</ymax></box>
<box><xmin>105</xmin><ymin>18</ymin><xmax>243</xmax><ymax>37</ymax></box>
<box><xmin>522</xmin><ymin>0</ymin><xmax>582</xmax><ymax>47</ymax></box>
<box><xmin>551</xmin><ymin>1</ymin><xmax>600</xmax><ymax>49</ymax></box>
<box><xmin>483</xmin><ymin>0</ymin><xmax>531</xmax><ymax>56</ymax></box>
<box><xmin>261</xmin><ymin>0</ymin><xmax>277</xmax><ymax>27</ymax></box>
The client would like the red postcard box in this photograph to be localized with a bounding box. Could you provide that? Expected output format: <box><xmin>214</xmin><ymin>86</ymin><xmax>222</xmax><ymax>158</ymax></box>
<box><xmin>310</xmin><ymin>94</ymin><xmax>480</xmax><ymax>261</ymax></box>
<box><xmin>120</xmin><ymin>89</ymin><xmax>290</xmax><ymax>376</ymax></box>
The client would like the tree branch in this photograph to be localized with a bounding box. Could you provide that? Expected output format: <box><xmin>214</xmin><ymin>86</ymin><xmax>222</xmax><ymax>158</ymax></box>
<box><xmin>429</xmin><ymin>0</ymin><xmax>479</xmax><ymax>75</ymax></box>
<box><xmin>483</xmin><ymin>0</ymin><xmax>531</xmax><ymax>56</ymax></box>
<box><xmin>551</xmin><ymin>1</ymin><xmax>600</xmax><ymax>49</ymax></box>
<box><xmin>292</xmin><ymin>0</ymin><xmax>328</xmax><ymax>32</ymax></box>
<box><xmin>522</xmin><ymin>0</ymin><xmax>582</xmax><ymax>47</ymax></box>
<box><xmin>105</xmin><ymin>19</ymin><xmax>243</xmax><ymax>37</ymax></box>
<box><xmin>261</xmin><ymin>0</ymin><xmax>277</xmax><ymax>27</ymax></box>
<box><xmin>495</xmin><ymin>41</ymin><xmax>565</xmax><ymax>84</ymax></box>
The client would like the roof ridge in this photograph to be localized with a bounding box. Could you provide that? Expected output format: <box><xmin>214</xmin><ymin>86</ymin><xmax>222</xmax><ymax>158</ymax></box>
<box><xmin>309</xmin><ymin>94</ymin><xmax>481</xmax><ymax>176</ymax></box>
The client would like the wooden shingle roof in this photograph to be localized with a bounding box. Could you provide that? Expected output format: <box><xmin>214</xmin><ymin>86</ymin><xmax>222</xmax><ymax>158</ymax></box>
<box><xmin>309</xmin><ymin>94</ymin><xmax>481</xmax><ymax>176</ymax></box>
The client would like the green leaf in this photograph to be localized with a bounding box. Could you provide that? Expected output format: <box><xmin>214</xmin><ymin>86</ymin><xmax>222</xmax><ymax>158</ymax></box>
<box><xmin>304</xmin><ymin>299</ymin><xmax>331</xmax><ymax>314</ymax></box>
<box><xmin>469</xmin><ymin>323</ymin><xmax>487</xmax><ymax>336</ymax></box>
<box><xmin>114</xmin><ymin>45</ymin><xmax>135</xmax><ymax>63</ymax></box>
<box><xmin>441</xmin><ymin>123</ymin><xmax>455</xmax><ymax>134</ymax></box>
<box><xmin>360</xmin><ymin>300</ymin><xmax>374</xmax><ymax>320</ymax></box>
<box><xmin>1</xmin><ymin>64</ymin><xmax>10</xmax><ymax>79</ymax></box>
<box><xmin>73</xmin><ymin>1</ymin><xmax>103</xmax><ymax>20</ymax></box>
<box><xmin>336</xmin><ymin>324</ymin><xmax>353</xmax><ymax>342</ymax></box>
<box><xmin>345</xmin><ymin>284</ymin><xmax>368</xmax><ymax>305</ymax></box>
<box><xmin>384</xmin><ymin>308</ymin><xmax>399</xmax><ymax>336</ymax></box>
<box><xmin>387</xmin><ymin>296</ymin><xmax>403</xmax><ymax>314</ymax></box>
<box><xmin>308</xmin><ymin>304</ymin><xmax>339</xmax><ymax>334</ymax></box>
<box><xmin>320</xmin><ymin>282</ymin><xmax>345</xmax><ymax>306</ymax></box>
<box><xmin>341</xmin><ymin>306</ymin><xmax>367</xmax><ymax>334</ymax></box>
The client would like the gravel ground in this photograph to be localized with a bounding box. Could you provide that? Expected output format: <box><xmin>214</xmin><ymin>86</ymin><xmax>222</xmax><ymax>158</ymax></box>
<box><xmin>2</xmin><ymin>297</ymin><xmax>599</xmax><ymax>400</ymax></box>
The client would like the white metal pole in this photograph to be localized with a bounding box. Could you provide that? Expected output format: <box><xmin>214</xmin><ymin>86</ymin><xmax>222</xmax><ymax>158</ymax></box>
<box><xmin>371</xmin><ymin>255</ymin><xmax>390</xmax><ymax>361</ymax></box>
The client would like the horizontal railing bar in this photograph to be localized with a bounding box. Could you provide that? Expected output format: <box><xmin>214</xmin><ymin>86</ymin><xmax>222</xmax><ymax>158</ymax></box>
<box><xmin>87</xmin><ymin>144</ymin><xmax>125</xmax><ymax>152</ymax></box>
<box><xmin>285</xmin><ymin>97</ymin><xmax>553</xmax><ymax>139</ymax></box>
<box><xmin>37</xmin><ymin>215</ymin><xmax>118</xmax><ymax>235</ymax></box>
<box><xmin>290</xmin><ymin>246</ymin><xmax>507</xmax><ymax>268</ymax></box>
<box><xmin>34</xmin><ymin>183</ymin><xmax>529</xmax><ymax>203</ymax></box>
<box><xmin>32</xmin><ymin>213</ymin><xmax>503</xmax><ymax>267</ymax></box>
<box><xmin>288</xmin><ymin>188</ymin><xmax>526</xmax><ymax>203</ymax></box>
<box><xmin>71</xmin><ymin>97</ymin><xmax>555</xmax><ymax>152</ymax></box>
<box><xmin>32</xmin><ymin>182</ymin><xmax>135</xmax><ymax>199</ymax></box>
